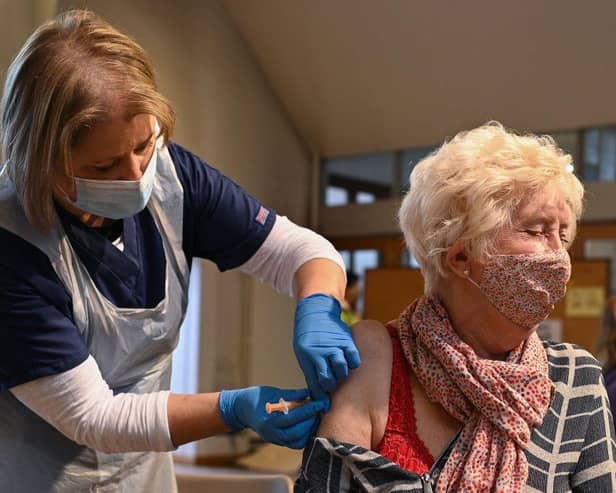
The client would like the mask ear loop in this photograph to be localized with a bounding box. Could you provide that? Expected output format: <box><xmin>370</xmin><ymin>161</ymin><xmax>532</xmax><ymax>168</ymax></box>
<box><xmin>154</xmin><ymin>120</ymin><xmax>164</xmax><ymax>150</ymax></box>
<box><xmin>55</xmin><ymin>171</ymin><xmax>77</xmax><ymax>204</ymax></box>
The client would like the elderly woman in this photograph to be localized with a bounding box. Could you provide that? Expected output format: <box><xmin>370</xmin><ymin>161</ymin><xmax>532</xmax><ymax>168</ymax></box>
<box><xmin>296</xmin><ymin>123</ymin><xmax>616</xmax><ymax>492</ymax></box>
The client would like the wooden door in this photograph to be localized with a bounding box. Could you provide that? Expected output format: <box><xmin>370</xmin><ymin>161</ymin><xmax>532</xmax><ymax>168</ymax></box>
<box><xmin>363</xmin><ymin>268</ymin><xmax>424</xmax><ymax>323</ymax></box>
<box><xmin>551</xmin><ymin>259</ymin><xmax>609</xmax><ymax>353</ymax></box>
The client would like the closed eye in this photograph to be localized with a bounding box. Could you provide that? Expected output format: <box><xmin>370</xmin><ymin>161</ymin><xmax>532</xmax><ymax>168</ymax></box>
<box><xmin>87</xmin><ymin>135</ymin><xmax>154</xmax><ymax>172</ymax></box>
<box><xmin>134</xmin><ymin>140</ymin><xmax>154</xmax><ymax>155</ymax></box>
<box><xmin>524</xmin><ymin>229</ymin><xmax>570</xmax><ymax>247</ymax></box>
<box><xmin>91</xmin><ymin>160</ymin><xmax>119</xmax><ymax>173</ymax></box>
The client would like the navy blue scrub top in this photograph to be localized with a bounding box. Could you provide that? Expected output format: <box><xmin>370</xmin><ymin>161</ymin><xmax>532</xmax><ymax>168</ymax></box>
<box><xmin>0</xmin><ymin>142</ymin><xmax>275</xmax><ymax>390</ymax></box>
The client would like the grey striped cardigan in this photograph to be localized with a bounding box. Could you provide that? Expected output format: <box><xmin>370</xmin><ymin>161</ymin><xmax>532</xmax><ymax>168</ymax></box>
<box><xmin>295</xmin><ymin>341</ymin><xmax>616</xmax><ymax>492</ymax></box>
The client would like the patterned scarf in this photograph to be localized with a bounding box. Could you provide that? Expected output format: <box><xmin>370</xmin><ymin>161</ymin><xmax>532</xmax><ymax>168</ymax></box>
<box><xmin>397</xmin><ymin>296</ymin><xmax>553</xmax><ymax>492</ymax></box>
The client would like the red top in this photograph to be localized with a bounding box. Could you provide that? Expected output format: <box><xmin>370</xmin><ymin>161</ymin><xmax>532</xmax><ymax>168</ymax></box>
<box><xmin>375</xmin><ymin>334</ymin><xmax>434</xmax><ymax>474</ymax></box>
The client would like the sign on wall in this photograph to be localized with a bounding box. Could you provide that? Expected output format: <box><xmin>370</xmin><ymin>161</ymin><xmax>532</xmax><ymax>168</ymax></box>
<box><xmin>565</xmin><ymin>286</ymin><xmax>606</xmax><ymax>318</ymax></box>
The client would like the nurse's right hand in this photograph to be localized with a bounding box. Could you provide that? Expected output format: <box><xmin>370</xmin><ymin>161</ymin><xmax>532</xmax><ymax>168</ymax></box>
<box><xmin>218</xmin><ymin>386</ymin><xmax>328</xmax><ymax>449</ymax></box>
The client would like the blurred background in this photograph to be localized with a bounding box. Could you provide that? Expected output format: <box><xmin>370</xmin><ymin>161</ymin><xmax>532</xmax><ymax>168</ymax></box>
<box><xmin>3</xmin><ymin>0</ymin><xmax>616</xmax><ymax>474</ymax></box>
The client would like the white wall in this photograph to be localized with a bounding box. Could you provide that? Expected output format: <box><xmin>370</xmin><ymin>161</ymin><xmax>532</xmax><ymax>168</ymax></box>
<box><xmin>0</xmin><ymin>1</ymin><xmax>57</xmax><ymax>79</ymax></box>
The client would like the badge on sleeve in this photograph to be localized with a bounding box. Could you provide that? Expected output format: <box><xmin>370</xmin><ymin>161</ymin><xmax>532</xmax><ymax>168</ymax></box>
<box><xmin>255</xmin><ymin>206</ymin><xmax>270</xmax><ymax>225</ymax></box>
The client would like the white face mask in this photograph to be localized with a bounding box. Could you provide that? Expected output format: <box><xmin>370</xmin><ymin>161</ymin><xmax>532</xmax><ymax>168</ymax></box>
<box><xmin>69</xmin><ymin>146</ymin><xmax>157</xmax><ymax>220</ymax></box>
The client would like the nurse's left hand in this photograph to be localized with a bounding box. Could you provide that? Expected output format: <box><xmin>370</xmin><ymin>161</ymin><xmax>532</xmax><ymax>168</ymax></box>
<box><xmin>293</xmin><ymin>293</ymin><xmax>361</xmax><ymax>402</ymax></box>
<box><xmin>218</xmin><ymin>386</ymin><xmax>328</xmax><ymax>449</ymax></box>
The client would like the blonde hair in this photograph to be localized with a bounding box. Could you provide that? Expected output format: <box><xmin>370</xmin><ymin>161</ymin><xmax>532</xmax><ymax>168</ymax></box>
<box><xmin>399</xmin><ymin>121</ymin><xmax>584</xmax><ymax>294</ymax></box>
<box><xmin>0</xmin><ymin>9</ymin><xmax>175</xmax><ymax>231</ymax></box>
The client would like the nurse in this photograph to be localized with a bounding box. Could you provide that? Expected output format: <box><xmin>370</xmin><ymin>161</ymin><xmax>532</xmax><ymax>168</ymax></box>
<box><xmin>0</xmin><ymin>10</ymin><xmax>359</xmax><ymax>492</ymax></box>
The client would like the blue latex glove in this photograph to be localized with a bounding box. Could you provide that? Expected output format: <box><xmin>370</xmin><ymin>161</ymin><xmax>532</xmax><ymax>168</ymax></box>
<box><xmin>294</xmin><ymin>293</ymin><xmax>361</xmax><ymax>402</ymax></box>
<box><xmin>218</xmin><ymin>386</ymin><xmax>327</xmax><ymax>449</ymax></box>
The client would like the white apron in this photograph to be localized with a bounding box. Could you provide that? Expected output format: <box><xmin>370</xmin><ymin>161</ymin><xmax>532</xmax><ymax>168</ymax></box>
<box><xmin>0</xmin><ymin>143</ymin><xmax>190</xmax><ymax>492</ymax></box>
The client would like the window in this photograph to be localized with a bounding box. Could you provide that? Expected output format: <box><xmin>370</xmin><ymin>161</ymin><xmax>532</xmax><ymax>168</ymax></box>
<box><xmin>321</xmin><ymin>146</ymin><xmax>437</xmax><ymax>207</ymax></box>
<box><xmin>401</xmin><ymin>249</ymin><xmax>420</xmax><ymax>269</ymax></box>
<box><xmin>323</xmin><ymin>153</ymin><xmax>394</xmax><ymax>207</ymax></box>
<box><xmin>325</xmin><ymin>186</ymin><xmax>348</xmax><ymax>207</ymax></box>
<box><xmin>356</xmin><ymin>191</ymin><xmax>375</xmax><ymax>204</ymax></box>
<box><xmin>582</xmin><ymin>127</ymin><xmax>616</xmax><ymax>182</ymax></box>
<box><xmin>321</xmin><ymin>146</ymin><xmax>436</xmax><ymax>207</ymax></box>
<box><xmin>552</xmin><ymin>130</ymin><xmax>580</xmax><ymax>171</ymax></box>
<box><xmin>321</xmin><ymin>125</ymin><xmax>616</xmax><ymax>208</ymax></box>
<box><xmin>399</xmin><ymin>146</ymin><xmax>438</xmax><ymax>192</ymax></box>
<box><xmin>339</xmin><ymin>248</ymin><xmax>380</xmax><ymax>316</ymax></box>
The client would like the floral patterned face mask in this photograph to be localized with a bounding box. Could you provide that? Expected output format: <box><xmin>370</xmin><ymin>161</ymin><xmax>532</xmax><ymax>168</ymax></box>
<box><xmin>466</xmin><ymin>249</ymin><xmax>571</xmax><ymax>329</ymax></box>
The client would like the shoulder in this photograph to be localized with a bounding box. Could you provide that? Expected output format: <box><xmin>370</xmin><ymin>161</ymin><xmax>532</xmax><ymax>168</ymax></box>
<box><xmin>347</xmin><ymin>321</ymin><xmax>394</xmax><ymax>402</ymax></box>
<box><xmin>352</xmin><ymin>320</ymin><xmax>393</xmax><ymax>363</ymax></box>
<box><xmin>317</xmin><ymin>320</ymin><xmax>393</xmax><ymax>448</ymax></box>
<box><xmin>165</xmin><ymin>141</ymin><xmax>272</xmax><ymax>221</ymax></box>
<box><xmin>0</xmin><ymin>226</ymin><xmax>69</xmax><ymax>307</ymax></box>
<box><xmin>0</xmin><ymin>228</ymin><xmax>86</xmax><ymax>391</ymax></box>
<box><xmin>542</xmin><ymin>340</ymin><xmax>603</xmax><ymax>386</ymax></box>
<box><xmin>166</xmin><ymin>142</ymin><xmax>218</xmax><ymax>202</ymax></box>
<box><xmin>0</xmin><ymin>225</ymin><xmax>49</xmax><ymax>267</ymax></box>
<box><xmin>165</xmin><ymin>142</ymin><xmax>275</xmax><ymax>266</ymax></box>
<box><xmin>542</xmin><ymin>341</ymin><xmax>602</xmax><ymax>374</ymax></box>
<box><xmin>542</xmin><ymin>339</ymin><xmax>599</xmax><ymax>364</ymax></box>
<box><xmin>167</xmin><ymin>141</ymin><xmax>202</xmax><ymax>169</ymax></box>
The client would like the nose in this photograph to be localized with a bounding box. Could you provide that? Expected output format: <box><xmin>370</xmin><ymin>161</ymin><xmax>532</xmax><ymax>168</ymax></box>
<box><xmin>548</xmin><ymin>234</ymin><xmax>564</xmax><ymax>251</ymax></box>
<box><xmin>119</xmin><ymin>155</ymin><xmax>146</xmax><ymax>181</ymax></box>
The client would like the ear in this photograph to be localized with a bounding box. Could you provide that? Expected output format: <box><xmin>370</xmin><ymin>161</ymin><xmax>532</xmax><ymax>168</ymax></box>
<box><xmin>446</xmin><ymin>240</ymin><xmax>470</xmax><ymax>279</ymax></box>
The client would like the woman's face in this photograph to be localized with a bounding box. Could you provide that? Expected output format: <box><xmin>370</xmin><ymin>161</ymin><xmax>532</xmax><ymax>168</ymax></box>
<box><xmin>448</xmin><ymin>185</ymin><xmax>573</xmax><ymax>358</ymax></box>
<box><xmin>53</xmin><ymin>112</ymin><xmax>157</xmax><ymax>225</ymax></box>
<box><xmin>490</xmin><ymin>185</ymin><xmax>572</xmax><ymax>256</ymax></box>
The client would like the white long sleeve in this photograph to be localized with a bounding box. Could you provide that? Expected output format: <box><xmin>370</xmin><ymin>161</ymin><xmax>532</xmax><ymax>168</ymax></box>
<box><xmin>239</xmin><ymin>215</ymin><xmax>346</xmax><ymax>297</ymax></box>
<box><xmin>10</xmin><ymin>355</ymin><xmax>174</xmax><ymax>453</ymax></box>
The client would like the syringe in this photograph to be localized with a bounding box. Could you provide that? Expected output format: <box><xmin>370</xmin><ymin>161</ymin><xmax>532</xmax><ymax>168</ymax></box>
<box><xmin>265</xmin><ymin>397</ymin><xmax>307</xmax><ymax>415</ymax></box>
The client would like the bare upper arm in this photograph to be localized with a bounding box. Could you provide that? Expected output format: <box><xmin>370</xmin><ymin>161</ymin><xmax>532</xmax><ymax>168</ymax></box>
<box><xmin>317</xmin><ymin>320</ymin><xmax>393</xmax><ymax>449</ymax></box>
